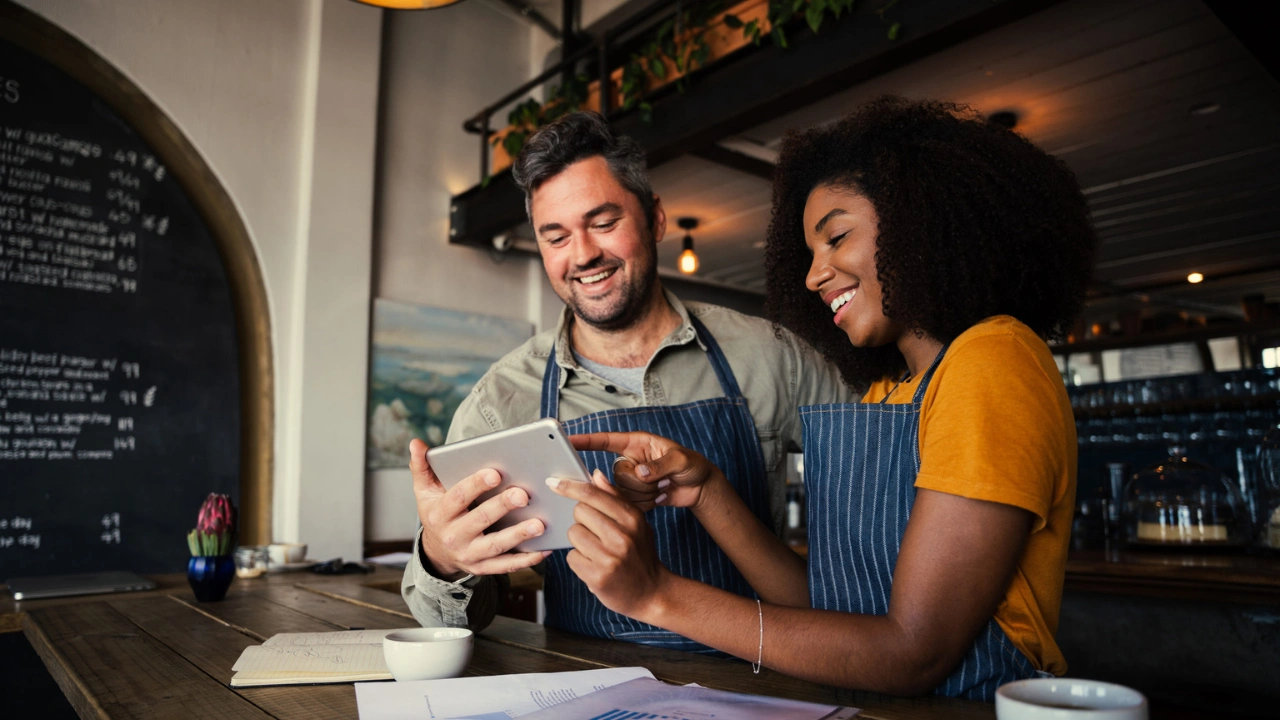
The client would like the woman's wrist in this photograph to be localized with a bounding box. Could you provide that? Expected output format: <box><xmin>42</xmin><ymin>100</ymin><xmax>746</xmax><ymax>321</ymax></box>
<box><xmin>691</xmin><ymin>468</ymin><xmax>732</xmax><ymax>516</ymax></box>
<box><xmin>638</xmin><ymin>569</ymin><xmax>685</xmax><ymax>628</ymax></box>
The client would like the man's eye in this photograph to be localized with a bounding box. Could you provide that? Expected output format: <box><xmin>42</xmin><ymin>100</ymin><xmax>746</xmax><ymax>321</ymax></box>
<box><xmin>593</xmin><ymin>220</ymin><xmax>618</xmax><ymax>231</ymax></box>
<box><xmin>547</xmin><ymin>236</ymin><xmax>569</xmax><ymax>246</ymax></box>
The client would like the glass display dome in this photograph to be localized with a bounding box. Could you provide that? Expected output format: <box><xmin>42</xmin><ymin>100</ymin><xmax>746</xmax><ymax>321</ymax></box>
<box><xmin>1123</xmin><ymin>449</ymin><xmax>1251</xmax><ymax>547</ymax></box>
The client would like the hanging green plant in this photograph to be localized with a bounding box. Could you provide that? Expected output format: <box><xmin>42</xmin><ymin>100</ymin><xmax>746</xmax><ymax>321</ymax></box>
<box><xmin>491</xmin><ymin>0</ymin><xmax>905</xmax><ymax>162</ymax></box>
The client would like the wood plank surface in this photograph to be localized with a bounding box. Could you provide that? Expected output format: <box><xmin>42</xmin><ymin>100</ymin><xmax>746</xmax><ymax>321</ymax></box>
<box><xmin>107</xmin><ymin>594</ymin><xmax>360</xmax><ymax>720</ymax></box>
<box><xmin>247</xmin><ymin>585</ymin><xmax>415</xmax><ymax>631</ymax></box>
<box><xmin>23</xmin><ymin>602</ymin><xmax>272</xmax><ymax>720</ymax></box>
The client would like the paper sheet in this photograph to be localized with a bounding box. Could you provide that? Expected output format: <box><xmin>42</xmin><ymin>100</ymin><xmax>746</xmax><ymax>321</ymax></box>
<box><xmin>262</xmin><ymin>629</ymin><xmax>399</xmax><ymax>647</ymax></box>
<box><xmin>233</xmin><ymin>643</ymin><xmax>389</xmax><ymax>674</ymax></box>
<box><xmin>354</xmin><ymin>666</ymin><xmax>655</xmax><ymax>720</ymax></box>
<box><xmin>515</xmin><ymin>677</ymin><xmax>859</xmax><ymax>720</ymax></box>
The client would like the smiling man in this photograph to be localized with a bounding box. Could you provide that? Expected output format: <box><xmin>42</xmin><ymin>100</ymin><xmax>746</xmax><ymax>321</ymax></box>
<box><xmin>401</xmin><ymin>112</ymin><xmax>853</xmax><ymax>651</ymax></box>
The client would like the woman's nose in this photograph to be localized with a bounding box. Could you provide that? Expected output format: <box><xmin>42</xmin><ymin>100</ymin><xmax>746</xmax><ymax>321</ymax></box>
<box><xmin>806</xmin><ymin>255</ymin><xmax>833</xmax><ymax>293</ymax></box>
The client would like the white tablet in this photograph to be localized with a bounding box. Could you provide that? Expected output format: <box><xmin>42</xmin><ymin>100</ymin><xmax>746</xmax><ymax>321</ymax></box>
<box><xmin>426</xmin><ymin>418</ymin><xmax>592</xmax><ymax>552</ymax></box>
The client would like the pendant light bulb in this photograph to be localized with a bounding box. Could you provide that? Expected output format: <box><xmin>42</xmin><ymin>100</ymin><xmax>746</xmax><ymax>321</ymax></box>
<box><xmin>676</xmin><ymin>218</ymin><xmax>701</xmax><ymax>275</ymax></box>
<box><xmin>679</xmin><ymin>234</ymin><xmax>699</xmax><ymax>274</ymax></box>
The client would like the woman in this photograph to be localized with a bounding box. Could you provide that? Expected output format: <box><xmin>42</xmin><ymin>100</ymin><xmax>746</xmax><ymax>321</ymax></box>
<box><xmin>548</xmin><ymin>97</ymin><xmax>1097</xmax><ymax>700</ymax></box>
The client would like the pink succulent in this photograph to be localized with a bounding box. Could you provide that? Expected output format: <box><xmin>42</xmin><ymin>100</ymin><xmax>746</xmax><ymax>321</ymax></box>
<box><xmin>196</xmin><ymin>493</ymin><xmax>237</xmax><ymax>536</ymax></box>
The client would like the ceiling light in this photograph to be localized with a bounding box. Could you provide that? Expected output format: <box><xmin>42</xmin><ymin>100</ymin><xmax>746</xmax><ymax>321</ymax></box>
<box><xmin>987</xmin><ymin>110</ymin><xmax>1018</xmax><ymax>129</ymax></box>
<box><xmin>350</xmin><ymin>0</ymin><xmax>466</xmax><ymax>9</ymax></box>
<box><xmin>1187</xmin><ymin>272</ymin><xmax>1204</xmax><ymax>284</ymax></box>
<box><xmin>1189</xmin><ymin>102</ymin><xmax>1221</xmax><ymax>116</ymax></box>
<box><xmin>677</xmin><ymin>217</ymin><xmax>700</xmax><ymax>275</ymax></box>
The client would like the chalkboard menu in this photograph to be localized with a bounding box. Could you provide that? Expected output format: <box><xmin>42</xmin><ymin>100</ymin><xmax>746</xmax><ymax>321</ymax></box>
<box><xmin>1</xmin><ymin>13</ymin><xmax>249</xmax><ymax>575</ymax></box>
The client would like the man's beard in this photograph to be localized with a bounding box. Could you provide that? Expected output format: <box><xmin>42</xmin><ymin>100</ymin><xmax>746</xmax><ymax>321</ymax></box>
<box><xmin>564</xmin><ymin>247</ymin><xmax>658</xmax><ymax>332</ymax></box>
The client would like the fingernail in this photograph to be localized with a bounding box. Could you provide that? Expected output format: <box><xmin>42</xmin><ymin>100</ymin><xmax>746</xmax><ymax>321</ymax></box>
<box><xmin>637</xmin><ymin>465</ymin><xmax>651</xmax><ymax>478</ymax></box>
<box><xmin>527</xmin><ymin>521</ymin><xmax>543</xmax><ymax>537</ymax></box>
<box><xmin>655</xmin><ymin>493</ymin><xmax>668</xmax><ymax>505</ymax></box>
<box><xmin>545</xmin><ymin>477</ymin><xmax>562</xmax><ymax>490</ymax></box>
<box><xmin>541</xmin><ymin>550</ymin><xmax>553</xmax><ymax>558</ymax></box>
<box><xmin>485</xmin><ymin>471</ymin><xmax>501</xmax><ymax>487</ymax></box>
<box><xmin>657</xmin><ymin>479</ymin><xmax>670</xmax><ymax>489</ymax></box>
<box><xmin>511</xmin><ymin>489</ymin><xmax>528</xmax><ymax>507</ymax></box>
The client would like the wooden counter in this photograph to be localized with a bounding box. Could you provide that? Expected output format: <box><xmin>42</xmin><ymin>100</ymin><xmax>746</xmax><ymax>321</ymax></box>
<box><xmin>2</xmin><ymin>566</ymin><xmax>992</xmax><ymax>720</ymax></box>
<box><xmin>1065</xmin><ymin>547</ymin><xmax>1280</xmax><ymax>606</ymax></box>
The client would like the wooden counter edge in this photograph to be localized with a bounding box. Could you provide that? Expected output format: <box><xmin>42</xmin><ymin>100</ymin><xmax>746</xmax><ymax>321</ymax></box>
<box><xmin>22</xmin><ymin>611</ymin><xmax>112</xmax><ymax>720</ymax></box>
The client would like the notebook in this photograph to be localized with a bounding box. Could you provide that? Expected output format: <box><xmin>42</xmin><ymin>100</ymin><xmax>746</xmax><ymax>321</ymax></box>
<box><xmin>229</xmin><ymin>629</ymin><xmax>405</xmax><ymax>687</ymax></box>
<box><xmin>6</xmin><ymin>571</ymin><xmax>156</xmax><ymax>600</ymax></box>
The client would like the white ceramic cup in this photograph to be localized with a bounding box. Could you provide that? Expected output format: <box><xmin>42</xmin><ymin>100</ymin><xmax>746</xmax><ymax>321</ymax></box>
<box><xmin>382</xmin><ymin>628</ymin><xmax>474</xmax><ymax>682</ymax></box>
<box><xmin>267</xmin><ymin>542</ymin><xmax>307</xmax><ymax>566</ymax></box>
<box><xmin>997</xmin><ymin>678</ymin><xmax>1148</xmax><ymax>719</ymax></box>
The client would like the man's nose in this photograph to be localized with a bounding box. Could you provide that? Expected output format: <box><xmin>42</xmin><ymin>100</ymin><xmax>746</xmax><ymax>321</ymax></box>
<box><xmin>570</xmin><ymin>232</ymin><xmax>603</xmax><ymax>267</ymax></box>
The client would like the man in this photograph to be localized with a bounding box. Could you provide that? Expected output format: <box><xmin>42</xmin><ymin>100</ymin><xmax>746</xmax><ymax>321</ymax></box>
<box><xmin>402</xmin><ymin>111</ymin><xmax>853</xmax><ymax>652</ymax></box>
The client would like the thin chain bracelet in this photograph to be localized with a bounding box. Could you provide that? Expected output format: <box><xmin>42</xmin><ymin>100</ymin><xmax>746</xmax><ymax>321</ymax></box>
<box><xmin>752</xmin><ymin>598</ymin><xmax>763</xmax><ymax>674</ymax></box>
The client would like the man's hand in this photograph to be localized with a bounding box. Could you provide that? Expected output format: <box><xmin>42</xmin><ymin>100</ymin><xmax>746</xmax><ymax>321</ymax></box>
<box><xmin>411</xmin><ymin>439</ymin><xmax>550</xmax><ymax>580</ymax></box>
<box><xmin>571</xmin><ymin>431</ymin><xmax>725</xmax><ymax>512</ymax></box>
<box><xmin>546</xmin><ymin>470</ymin><xmax>672</xmax><ymax>620</ymax></box>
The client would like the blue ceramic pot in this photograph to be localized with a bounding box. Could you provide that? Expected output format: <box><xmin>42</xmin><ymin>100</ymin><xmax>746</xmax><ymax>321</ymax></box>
<box><xmin>187</xmin><ymin>555</ymin><xmax>235</xmax><ymax>602</ymax></box>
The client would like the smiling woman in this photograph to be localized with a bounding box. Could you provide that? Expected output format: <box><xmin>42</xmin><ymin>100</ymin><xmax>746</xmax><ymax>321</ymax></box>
<box><xmin>544</xmin><ymin>96</ymin><xmax>1100</xmax><ymax>702</ymax></box>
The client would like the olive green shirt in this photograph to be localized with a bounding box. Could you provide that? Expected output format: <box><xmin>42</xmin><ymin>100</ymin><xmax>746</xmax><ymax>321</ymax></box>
<box><xmin>402</xmin><ymin>289</ymin><xmax>854</xmax><ymax>631</ymax></box>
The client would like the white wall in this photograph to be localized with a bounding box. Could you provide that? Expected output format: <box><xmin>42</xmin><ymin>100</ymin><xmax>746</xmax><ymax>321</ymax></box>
<box><xmin>19</xmin><ymin>0</ymin><xmax>381</xmax><ymax>562</ymax></box>
<box><xmin>366</xmin><ymin>0</ymin><xmax>564</xmax><ymax>542</ymax></box>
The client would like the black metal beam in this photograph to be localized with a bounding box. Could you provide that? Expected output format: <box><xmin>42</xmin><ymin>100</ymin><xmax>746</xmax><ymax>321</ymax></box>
<box><xmin>691</xmin><ymin>145</ymin><xmax>775</xmax><ymax>181</ymax></box>
<box><xmin>450</xmin><ymin>0</ymin><xmax>1064</xmax><ymax>251</ymax></box>
<box><xmin>495</xmin><ymin>0</ymin><xmax>563</xmax><ymax>41</ymax></box>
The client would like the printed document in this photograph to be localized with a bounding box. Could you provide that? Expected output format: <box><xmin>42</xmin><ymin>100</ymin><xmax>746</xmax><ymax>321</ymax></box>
<box><xmin>354</xmin><ymin>666</ymin><xmax>654</xmax><ymax>720</ymax></box>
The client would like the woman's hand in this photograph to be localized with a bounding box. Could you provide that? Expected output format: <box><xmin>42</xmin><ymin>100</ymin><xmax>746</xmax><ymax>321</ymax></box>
<box><xmin>571</xmin><ymin>431</ymin><xmax>725</xmax><ymax>512</ymax></box>
<box><xmin>546</xmin><ymin>470</ymin><xmax>673</xmax><ymax>621</ymax></box>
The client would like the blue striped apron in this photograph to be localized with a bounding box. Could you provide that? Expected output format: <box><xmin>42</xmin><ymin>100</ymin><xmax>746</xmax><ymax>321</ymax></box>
<box><xmin>800</xmin><ymin>348</ymin><xmax>1041</xmax><ymax>701</ymax></box>
<box><xmin>540</xmin><ymin>315</ymin><xmax>770</xmax><ymax>653</ymax></box>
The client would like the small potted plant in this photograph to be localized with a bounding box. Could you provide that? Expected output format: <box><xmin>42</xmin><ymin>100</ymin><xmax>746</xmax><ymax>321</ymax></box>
<box><xmin>186</xmin><ymin>493</ymin><xmax>237</xmax><ymax>602</ymax></box>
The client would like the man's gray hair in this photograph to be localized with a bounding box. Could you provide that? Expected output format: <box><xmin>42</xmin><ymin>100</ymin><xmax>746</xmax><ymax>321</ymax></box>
<box><xmin>511</xmin><ymin>111</ymin><xmax>655</xmax><ymax>229</ymax></box>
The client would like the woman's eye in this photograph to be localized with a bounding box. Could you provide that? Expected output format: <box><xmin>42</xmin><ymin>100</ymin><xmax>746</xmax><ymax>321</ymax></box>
<box><xmin>826</xmin><ymin>231</ymin><xmax>848</xmax><ymax>247</ymax></box>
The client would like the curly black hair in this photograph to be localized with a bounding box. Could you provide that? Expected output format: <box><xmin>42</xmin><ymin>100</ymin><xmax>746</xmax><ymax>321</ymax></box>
<box><xmin>765</xmin><ymin>96</ymin><xmax>1097</xmax><ymax>389</ymax></box>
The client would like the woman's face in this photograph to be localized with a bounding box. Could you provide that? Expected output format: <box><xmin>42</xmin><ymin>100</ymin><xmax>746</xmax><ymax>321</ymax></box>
<box><xmin>803</xmin><ymin>184</ymin><xmax>902</xmax><ymax>348</ymax></box>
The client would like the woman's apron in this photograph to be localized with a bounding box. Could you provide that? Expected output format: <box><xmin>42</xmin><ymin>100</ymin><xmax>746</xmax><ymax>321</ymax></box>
<box><xmin>540</xmin><ymin>316</ymin><xmax>771</xmax><ymax>653</ymax></box>
<box><xmin>799</xmin><ymin>349</ymin><xmax>1042</xmax><ymax>700</ymax></box>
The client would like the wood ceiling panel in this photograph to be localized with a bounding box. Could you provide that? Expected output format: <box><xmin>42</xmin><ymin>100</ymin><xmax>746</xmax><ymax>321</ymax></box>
<box><xmin>651</xmin><ymin>0</ymin><xmax>1278</xmax><ymax>314</ymax></box>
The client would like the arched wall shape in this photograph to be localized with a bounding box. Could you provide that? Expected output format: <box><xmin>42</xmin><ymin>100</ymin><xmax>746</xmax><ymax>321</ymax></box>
<box><xmin>0</xmin><ymin>1</ymin><xmax>273</xmax><ymax>561</ymax></box>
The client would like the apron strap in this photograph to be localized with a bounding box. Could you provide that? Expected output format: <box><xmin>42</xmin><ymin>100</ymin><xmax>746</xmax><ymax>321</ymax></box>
<box><xmin>910</xmin><ymin>344</ymin><xmax>950</xmax><ymax>404</ymax></box>
<box><xmin>688</xmin><ymin>314</ymin><xmax>744</xmax><ymax>400</ymax></box>
<box><xmin>539</xmin><ymin>314</ymin><xmax>743</xmax><ymax>420</ymax></box>
<box><xmin>540</xmin><ymin>352</ymin><xmax>561</xmax><ymax>420</ymax></box>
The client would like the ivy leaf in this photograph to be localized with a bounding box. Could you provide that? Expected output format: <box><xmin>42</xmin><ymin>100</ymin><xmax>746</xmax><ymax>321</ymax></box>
<box><xmin>692</xmin><ymin>44</ymin><xmax>710</xmax><ymax>68</ymax></box>
<box><xmin>792</xmin><ymin>0</ymin><xmax>805</xmax><ymax>13</ymax></box>
<box><xmin>639</xmin><ymin>102</ymin><xmax>653</xmax><ymax>124</ymax></box>
<box><xmin>480</xmin><ymin>174</ymin><xmax>492</xmax><ymax>189</ymax></box>
<box><xmin>502</xmin><ymin>131</ymin><xmax>527</xmax><ymax>159</ymax></box>
<box><xmin>723</xmin><ymin>13</ymin><xmax>744</xmax><ymax>29</ymax></box>
<box><xmin>745</xmin><ymin>19</ymin><xmax>761</xmax><ymax>44</ymax></box>
<box><xmin>773</xmin><ymin>26</ymin><xmax>788</xmax><ymax>49</ymax></box>
<box><xmin>806</xmin><ymin>2</ymin><xmax>824</xmax><ymax>34</ymax></box>
<box><xmin>650</xmin><ymin>57</ymin><xmax>667</xmax><ymax>80</ymax></box>
<box><xmin>887</xmin><ymin>21</ymin><xmax>901</xmax><ymax>40</ymax></box>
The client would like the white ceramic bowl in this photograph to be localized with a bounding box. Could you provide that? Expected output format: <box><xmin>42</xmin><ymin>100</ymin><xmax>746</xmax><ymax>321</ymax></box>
<box><xmin>382</xmin><ymin>628</ymin><xmax>474</xmax><ymax>682</ymax></box>
<box><xmin>997</xmin><ymin>678</ymin><xmax>1148</xmax><ymax>719</ymax></box>
<box><xmin>267</xmin><ymin>543</ymin><xmax>307</xmax><ymax>566</ymax></box>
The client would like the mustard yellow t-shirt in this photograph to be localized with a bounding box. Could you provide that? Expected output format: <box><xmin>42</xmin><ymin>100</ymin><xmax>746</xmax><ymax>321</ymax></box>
<box><xmin>862</xmin><ymin>315</ymin><xmax>1075</xmax><ymax>676</ymax></box>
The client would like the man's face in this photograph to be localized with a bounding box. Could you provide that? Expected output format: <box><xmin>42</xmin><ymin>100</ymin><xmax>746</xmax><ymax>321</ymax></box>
<box><xmin>530</xmin><ymin>156</ymin><xmax>666</xmax><ymax>330</ymax></box>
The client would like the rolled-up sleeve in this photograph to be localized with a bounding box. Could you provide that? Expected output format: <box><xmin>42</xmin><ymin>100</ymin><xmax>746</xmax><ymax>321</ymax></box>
<box><xmin>401</xmin><ymin>527</ymin><xmax>506</xmax><ymax>631</ymax></box>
